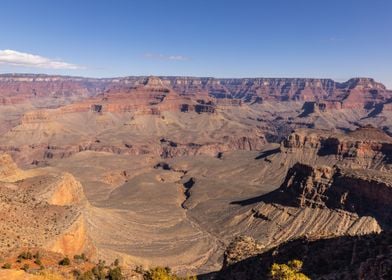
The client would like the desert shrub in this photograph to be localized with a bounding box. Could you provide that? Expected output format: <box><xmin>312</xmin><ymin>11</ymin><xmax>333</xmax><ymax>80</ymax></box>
<box><xmin>77</xmin><ymin>270</ymin><xmax>95</xmax><ymax>280</ymax></box>
<box><xmin>18</xmin><ymin>251</ymin><xmax>33</xmax><ymax>260</ymax></box>
<box><xmin>74</xmin><ymin>253</ymin><xmax>87</xmax><ymax>261</ymax></box>
<box><xmin>144</xmin><ymin>267</ymin><xmax>197</xmax><ymax>280</ymax></box>
<box><xmin>92</xmin><ymin>260</ymin><xmax>106</xmax><ymax>280</ymax></box>
<box><xmin>58</xmin><ymin>257</ymin><xmax>71</xmax><ymax>266</ymax></box>
<box><xmin>108</xmin><ymin>266</ymin><xmax>123</xmax><ymax>280</ymax></box>
<box><xmin>113</xmin><ymin>258</ymin><xmax>120</xmax><ymax>266</ymax></box>
<box><xmin>72</xmin><ymin>269</ymin><xmax>82</xmax><ymax>277</ymax></box>
<box><xmin>183</xmin><ymin>276</ymin><xmax>197</xmax><ymax>280</ymax></box>
<box><xmin>35</xmin><ymin>258</ymin><xmax>42</xmax><ymax>266</ymax></box>
<box><xmin>21</xmin><ymin>263</ymin><xmax>30</xmax><ymax>271</ymax></box>
<box><xmin>144</xmin><ymin>267</ymin><xmax>174</xmax><ymax>280</ymax></box>
<box><xmin>34</xmin><ymin>251</ymin><xmax>41</xmax><ymax>259</ymax></box>
<box><xmin>135</xmin><ymin>265</ymin><xmax>144</xmax><ymax>274</ymax></box>
<box><xmin>270</xmin><ymin>259</ymin><xmax>310</xmax><ymax>280</ymax></box>
<box><xmin>1</xmin><ymin>263</ymin><xmax>11</xmax><ymax>269</ymax></box>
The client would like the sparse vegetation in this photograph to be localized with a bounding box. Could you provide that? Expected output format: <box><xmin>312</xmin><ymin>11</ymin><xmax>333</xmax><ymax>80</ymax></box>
<box><xmin>0</xmin><ymin>251</ymin><xmax>128</xmax><ymax>280</ymax></box>
<box><xmin>21</xmin><ymin>263</ymin><xmax>29</xmax><ymax>271</ymax></box>
<box><xmin>143</xmin><ymin>266</ymin><xmax>197</xmax><ymax>280</ymax></box>
<box><xmin>34</xmin><ymin>251</ymin><xmax>41</xmax><ymax>259</ymax></box>
<box><xmin>74</xmin><ymin>253</ymin><xmax>87</xmax><ymax>262</ymax></box>
<box><xmin>18</xmin><ymin>251</ymin><xmax>33</xmax><ymax>260</ymax></box>
<box><xmin>35</xmin><ymin>258</ymin><xmax>43</xmax><ymax>266</ymax></box>
<box><xmin>108</xmin><ymin>266</ymin><xmax>123</xmax><ymax>280</ymax></box>
<box><xmin>1</xmin><ymin>263</ymin><xmax>11</xmax><ymax>269</ymax></box>
<box><xmin>91</xmin><ymin>260</ymin><xmax>106</xmax><ymax>279</ymax></box>
<box><xmin>270</xmin><ymin>259</ymin><xmax>310</xmax><ymax>280</ymax></box>
<box><xmin>58</xmin><ymin>257</ymin><xmax>71</xmax><ymax>266</ymax></box>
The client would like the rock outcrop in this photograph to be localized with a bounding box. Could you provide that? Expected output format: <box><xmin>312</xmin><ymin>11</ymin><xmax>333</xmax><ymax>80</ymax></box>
<box><xmin>0</xmin><ymin>155</ymin><xmax>92</xmax><ymax>258</ymax></box>
<box><xmin>281</xmin><ymin>126</ymin><xmax>392</xmax><ymax>167</ymax></box>
<box><xmin>277</xmin><ymin>163</ymin><xmax>392</xmax><ymax>225</ymax></box>
<box><xmin>223</xmin><ymin>236</ymin><xmax>264</xmax><ymax>268</ymax></box>
<box><xmin>48</xmin><ymin>215</ymin><xmax>92</xmax><ymax>257</ymax></box>
<box><xmin>44</xmin><ymin>173</ymin><xmax>86</xmax><ymax>206</ymax></box>
<box><xmin>215</xmin><ymin>231</ymin><xmax>392</xmax><ymax>280</ymax></box>
<box><xmin>0</xmin><ymin>153</ymin><xmax>21</xmax><ymax>179</ymax></box>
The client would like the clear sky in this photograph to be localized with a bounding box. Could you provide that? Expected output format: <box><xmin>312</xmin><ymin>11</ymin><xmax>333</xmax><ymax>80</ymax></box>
<box><xmin>0</xmin><ymin>0</ymin><xmax>391</xmax><ymax>87</ymax></box>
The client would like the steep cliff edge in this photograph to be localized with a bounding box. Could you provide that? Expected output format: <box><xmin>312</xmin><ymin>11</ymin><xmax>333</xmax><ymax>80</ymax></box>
<box><xmin>0</xmin><ymin>74</ymin><xmax>390</xmax><ymax>109</ymax></box>
<box><xmin>0</xmin><ymin>155</ymin><xmax>93</xmax><ymax>258</ymax></box>
<box><xmin>213</xmin><ymin>231</ymin><xmax>392</xmax><ymax>280</ymax></box>
<box><xmin>277</xmin><ymin>163</ymin><xmax>392</xmax><ymax>226</ymax></box>
<box><xmin>281</xmin><ymin>126</ymin><xmax>392</xmax><ymax>168</ymax></box>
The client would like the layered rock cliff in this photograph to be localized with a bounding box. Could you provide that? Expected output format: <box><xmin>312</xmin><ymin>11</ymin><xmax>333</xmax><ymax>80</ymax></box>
<box><xmin>281</xmin><ymin>126</ymin><xmax>392</xmax><ymax>167</ymax></box>
<box><xmin>0</xmin><ymin>74</ymin><xmax>390</xmax><ymax>110</ymax></box>
<box><xmin>277</xmin><ymin>163</ymin><xmax>392</xmax><ymax>226</ymax></box>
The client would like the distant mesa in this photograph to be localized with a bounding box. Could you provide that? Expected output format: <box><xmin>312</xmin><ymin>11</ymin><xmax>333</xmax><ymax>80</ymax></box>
<box><xmin>0</xmin><ymin>74</ymin><xmax>390</xmax><ymax>109</ymax></box>
<box><xmin>143</xmin><ymin>76</ymin><xmax>164</xmax><ymax>87</ymax></box>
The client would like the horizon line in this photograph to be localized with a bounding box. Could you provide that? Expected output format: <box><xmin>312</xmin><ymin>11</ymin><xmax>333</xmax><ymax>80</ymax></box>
<box><xmin>0</xmin><ymin>72</ymin><xmax>385</xmax><ymax>84</ymax></box>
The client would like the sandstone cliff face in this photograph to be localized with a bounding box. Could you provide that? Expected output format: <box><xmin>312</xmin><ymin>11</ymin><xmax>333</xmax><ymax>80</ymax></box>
<box><xmin>0</xmin><ymin>153</ymin><xmax>20</xmax><ymax>179</ymax></box>
<box><xmin>0</xmin><ymin>74</ymin><xmax>390</xmax><ymax>110</ymax></box>
<box><xmin>0</xmin><ymin>154</ymin><xmax>93</xmax><ymax>259</ymax></box>
<box><xmin>0</xmin><ymin>74</ymin><xmax>112</xmax><ymax>104</ymax></box>
<box><xmin>281</xmin><ymin>126</ymin><xmax>392</xmax><ymax>166</ymax></box>
<box><xmin>48</xmin><ymin>215</ymin><xmax>92</xmax><ymax>257</ymax></box>
<box><xmin>45</xmin><ymin>173</ymin><xmax>86</xmax><ymax>206</ymax></box>
<box><xmin>278</xmin><ymin>163</ymin><xmax>392</xmax><ymax>225</ymax></box>
<box><xmin>159</xmin><ymin>135</ymin><xmax>266</xmax><ymax>158</ymax></box>
<box><xmin>159</xmin><ymin>76</ymin><xmax>391</xmax><ymax>110</ymax></box>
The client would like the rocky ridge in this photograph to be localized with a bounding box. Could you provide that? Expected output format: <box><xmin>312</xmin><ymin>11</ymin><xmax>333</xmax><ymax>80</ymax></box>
<box><xmin>0</xmin><ymin>154</ymin><xmax>92</xmax><ymax>258</ymax></box>
<box><xmin>0</xmin><ymin>74</ymin><xmax>391</xmax><ymax>110</ymax></box>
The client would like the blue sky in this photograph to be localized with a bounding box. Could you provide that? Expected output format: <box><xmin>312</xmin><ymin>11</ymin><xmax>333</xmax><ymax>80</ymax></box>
<box><xmin>0</xmin><ymin>0</ymin><xmax>391</xmax><ymax>87</ymax></box>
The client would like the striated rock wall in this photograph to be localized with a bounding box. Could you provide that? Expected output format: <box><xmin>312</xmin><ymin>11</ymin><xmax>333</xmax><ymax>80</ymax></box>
<box><xmin>279</xmin><ymin>162</ymin><xmax>392</xmax><ymax>225</ymax></box>
<box><xmin>281</xmin><ymin>127</ymin><xmax>392</xmax><ymax>165</ymax></box>
<box><xmin>0</xmin><ymin>74</ymin><xmax>390</xmax><ymax>110</ymax></box>
<box><xmin>159</xmin><ymin>135</ymin><xmax>266</xmax><ymax>158</ymax></box>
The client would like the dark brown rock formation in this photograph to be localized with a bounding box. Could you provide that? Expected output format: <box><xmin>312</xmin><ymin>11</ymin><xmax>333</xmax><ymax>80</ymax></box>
<box><xmin>211</xmin><ymin>231</ymin><xmax>392</xmax><ymax>280</ymax></box>
<box><xmin>277</xmin><ymin>163</ymin><xmax>392</xmax><ymax>226</ymax></box>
